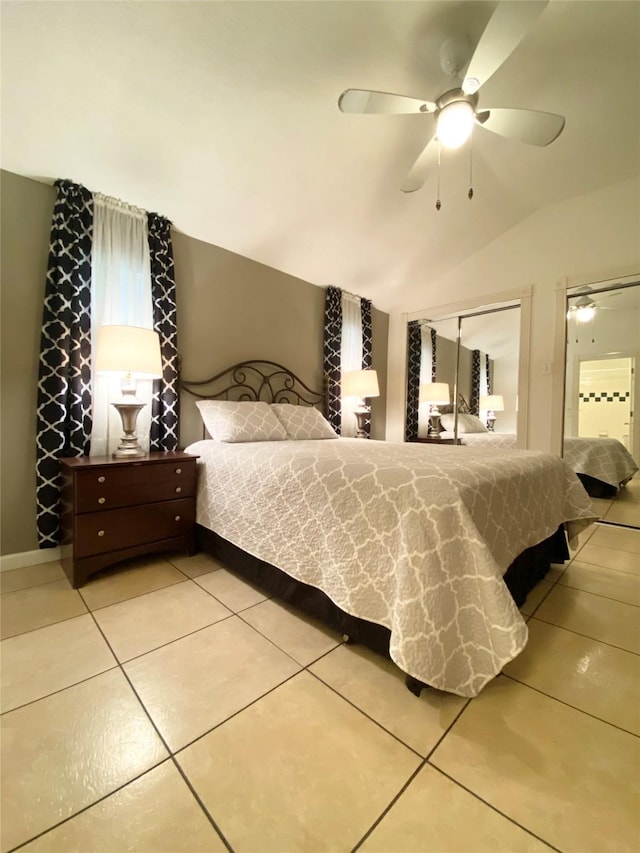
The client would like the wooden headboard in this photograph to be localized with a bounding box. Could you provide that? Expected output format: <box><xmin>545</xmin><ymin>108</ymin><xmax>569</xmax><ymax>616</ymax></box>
<box><xmin>180</xmin><ymin>360</ymin><xmax>326</xmax><ymax>445</ymax></box>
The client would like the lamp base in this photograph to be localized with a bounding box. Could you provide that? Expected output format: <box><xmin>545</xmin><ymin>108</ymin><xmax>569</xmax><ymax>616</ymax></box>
<box><xmin>111</xmin><ymin>396</ymin><xmax>146</xmax><ymax>459</ymax></box>
<box><xmin>486</xmin><ymin>412</ymin><xmax>496</xmax><ymax>432</ymax></box>
<box><xmin>354</xmin><ymin>408</ymin><xmax>369</xmax><ymax>439</ymax></box>
<box><xmin>428</xmin><ymin>413</ymin><xmax>442</xmax><ymax>436</ymax></box>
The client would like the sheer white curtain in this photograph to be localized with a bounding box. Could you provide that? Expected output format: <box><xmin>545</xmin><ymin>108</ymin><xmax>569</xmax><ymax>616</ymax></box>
<box><xmin>90</xmin><ymin>194</ymin><xmax>154</xmax><ymax>456</ymax></box>
<box><xmin>418</xmin><ymin>323</ymin><xmax>433</xmax><ymax>437</ymax></box>
<box><xmin>340</xmin><ymin>292</ymin><xmax>363</xmax><ymax>437</ymax></box>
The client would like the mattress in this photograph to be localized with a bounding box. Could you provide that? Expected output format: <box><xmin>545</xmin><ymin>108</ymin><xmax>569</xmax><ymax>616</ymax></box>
<box><xmin>185</xmin><ymin>437</ymin><xmax>595</xmax><ymax>697</ymax></box>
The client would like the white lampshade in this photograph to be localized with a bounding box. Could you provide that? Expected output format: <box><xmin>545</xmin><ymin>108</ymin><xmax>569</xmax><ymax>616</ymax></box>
<box><xmin>95</xmin><ymin>325</ymin><xmax>162</xmax><ymax>378</ymax></box>
<box><xmin>342</xmin><ymin>369</ymin><xmax>380</xmax><ymax>399</ymax></box>
<box><xmin>437</xmin><ymin>101</ymin><xmax>474</xmax><ymax>149</ymax></box>
<box><xmin>421</xmin><ymin>382</ymin><xmax>450</xmax><ymax>404</ymax></box>
<box><xmin>481</xmin><ymin>394</ymin><xmax>504</xmax><ymax>412</ymax></box>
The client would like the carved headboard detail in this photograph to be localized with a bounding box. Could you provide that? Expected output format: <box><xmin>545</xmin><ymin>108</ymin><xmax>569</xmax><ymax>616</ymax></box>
<box><xmin>181</xmin><ymin>360</ymin><xmax>325</xmax><ymax>408</ymax></box>
<box><xmin>438</xmin><ymin>394</ymin><xmax>473</xmax><ymax>416</ymax></box>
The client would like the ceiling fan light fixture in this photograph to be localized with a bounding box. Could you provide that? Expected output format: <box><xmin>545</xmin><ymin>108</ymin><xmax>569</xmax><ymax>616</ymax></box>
<box><xmin>575</xmin><ymin>304</ymin><xmax>596</xmax><ymax>323</ymax></box>
<box><xmin>437</xmin><ymin>101</ymin><xmax>475</xmax><ymax>149</ymax></box>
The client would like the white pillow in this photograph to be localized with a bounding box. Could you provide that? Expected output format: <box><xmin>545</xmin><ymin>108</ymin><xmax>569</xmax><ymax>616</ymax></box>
<box><xmin>271</xmin><ymin>404</ymin><xmax>338</xmax><ymax>440</ymax></box>
<box><xmin>440</xmin><ymin>413</ymin><xmax>488</xmax><ymax>434</ymax></box>
<box><xmin>195</xmin><ymin>400</ymin><xmax>287</xmax><ymax>442</ymax></box>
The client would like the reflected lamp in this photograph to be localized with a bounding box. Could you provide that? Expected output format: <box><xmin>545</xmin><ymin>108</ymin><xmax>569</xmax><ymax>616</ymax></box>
<box><xmin>421</xmin><ymin>382</ymin><xmax>450</xmax><ymax>436</ymax></box>
<box><xmin>480</xmin><ymin>394</ymin><xmax>504</xmax><ymax>432</ymax></box>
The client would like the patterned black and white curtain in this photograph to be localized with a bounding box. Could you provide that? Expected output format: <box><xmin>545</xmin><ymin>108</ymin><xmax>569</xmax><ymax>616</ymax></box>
<box><xmin>405</xmin><ymin>320</ymin><xmax>421</xmax><ymax>441</ymax></box>
<box><xmin>36</xmin><ymin>180</ymin><xmax>94</xmax><ymax>547</ymax></box>
<box><xmin>430</xmin><ymin>327</ymin><xmax>437</xmax><ymax>381</ymax></box>
<box><xmin>471</xmin><ymin>349</ymin><xmax>481</xmax><ymax>415</ymax></box>
<box><xmin>323</xmin><ymin>286</ymin><xmax>342</xmax><ymax>432</ymax></box>
<box><xmin>485</xmin><ymin>353</ymin><xmax>492</xmax><ymax>395</ymax></box>
<box><xmin>360</xmin><ymin>297</ymin><xmax>373</xmax><ymax>437</ymax></box>
<box><xmin>148</xmin><ymin>213</ymin><xmax>179</xmax><ymax>451</ymax></box>
<box><xmin>322</xmin><ymin>287</ymin><xmax>373</xmax><ymax>436</ymax></box>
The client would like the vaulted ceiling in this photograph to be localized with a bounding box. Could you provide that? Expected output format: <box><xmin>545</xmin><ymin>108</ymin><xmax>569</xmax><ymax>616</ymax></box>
<box><xmin>2</xmin><ymin>1</ymin><xmax>638</xmax><ymax>312</ymax></box>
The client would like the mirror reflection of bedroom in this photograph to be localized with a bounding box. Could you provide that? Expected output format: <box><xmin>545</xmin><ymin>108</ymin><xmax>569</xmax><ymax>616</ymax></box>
<box><xmin>564</xmin><ymin>279</ymin><xmax>640</xmax><ymax>528</ymax></box>
<box><xmin>408</xmin><ymin>302</ymin><xmax>521</xmax><ymax>445</ymax></box>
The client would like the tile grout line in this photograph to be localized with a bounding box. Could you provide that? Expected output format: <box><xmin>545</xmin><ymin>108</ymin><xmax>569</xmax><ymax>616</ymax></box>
<box><xmin>531</xmin><ymin>613</ymin><xmax>640</xmax><ymax>656</ymax></box>
<box><xmin>425</xmin><ymin>764</ymin><xmax>564</xmax><ymax>853</ymax></box>
<box><xmin>501</xmin><ymin>672</ymin><xmax>640</xmax><ymax>739</ymax></box>
<box><xmin>82</xmin><ymin>606</ymin><xmax>235</xmax><ymax>853</ymax></box>
<box><xmin>3</xmin><ymin>759</ymin><xmax>179</xmax><ymax>853</ymax></box>
<box><xmin>556</xmin><ymin>580</ymin><xmax>640</xmax><ymax>608</ymax></box>
<box><xmin>351</xmin><ymin>695</ymin><xmax>474</xmax><ymax>852</ymax></box>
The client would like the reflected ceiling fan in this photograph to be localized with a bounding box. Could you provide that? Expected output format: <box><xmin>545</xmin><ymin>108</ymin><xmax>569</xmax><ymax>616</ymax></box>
<box><xmin>338</xmin><ymin>0</ymin><xmax>565</xmax><ymax>197</ymax></box>
<box><xmin>567</xmin><ymin>290</ymin><xmax>623</xmax><ymax>323</ymax></box>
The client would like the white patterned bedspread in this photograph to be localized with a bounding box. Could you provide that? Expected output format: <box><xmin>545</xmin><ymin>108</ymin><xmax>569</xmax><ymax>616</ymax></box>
<box><xmin>440</xmin><ymin>432</ymin><xmax>638</xmax><ymax>488</ymax></box>
<box><xmin>185</xmin><ymin>438</ymin><xmax>595</xmax><ymax>697</ymax></box>
<box><xmin>440</xmin><ymin>432</ymin><xmax>518</xmax><ymax>450</ymax></box>
<box><xmin>564</xmin><ymin>437</ymin><xmax>638</xmax><ymax>489</ymax></box>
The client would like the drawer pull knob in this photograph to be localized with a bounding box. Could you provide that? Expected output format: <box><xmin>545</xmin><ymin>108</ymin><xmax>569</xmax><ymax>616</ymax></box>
<box><xmin>98</xmin><ymin>476</ymin><xmax>106</xmax><ymax>483</ymax></box>
<box><xmin>97</xmin><ymin>530</ymin><xmax>105</xmax><ymax>537</ymax></box>
<box><xmin>98</xmin><ymin>497</ymin><xmax>106</xmax><ymax>505</ymax></box>
<box><xmin>175</xmin><ymin>467</ymin><xmax>182</xmax><ymax>474</ymax></box>
<box><xmin>175</xmin><ymin>515</ymin><xmax>181</xmax><ymax>522</ymax></box>
<box><xmin>175</xmin><ymin>486</ymin><xmax>182</xmax><ymax>494</ymax></box>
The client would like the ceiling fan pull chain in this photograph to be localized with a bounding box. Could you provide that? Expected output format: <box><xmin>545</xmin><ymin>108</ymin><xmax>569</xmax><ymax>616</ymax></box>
<box><xmin>468</xmin><ymin>132</ymin><xmax>474</xmax><ymax>200</ymax></box>
<box><xmin>436</xmin><ymin>141</ymin><xmax>442</xmax><ymax>211</ymax></box>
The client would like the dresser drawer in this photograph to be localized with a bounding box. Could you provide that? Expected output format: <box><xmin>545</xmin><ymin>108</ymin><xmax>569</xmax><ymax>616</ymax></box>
<box><xmin>74</xmin><ymin>459</ymin><xmax>196</xmax><ymax>513</ymax></box>
<box><xmin>74</xmin><ymin>498</ymin><xmax>195</xmax><ymax>558</ymax></box>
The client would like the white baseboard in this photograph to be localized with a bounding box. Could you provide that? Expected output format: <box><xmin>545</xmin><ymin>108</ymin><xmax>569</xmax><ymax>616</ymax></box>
<box><xmin>0</xmin><ymin>547</ymin><xmax>62</xmax><ymax>573</ymax></box>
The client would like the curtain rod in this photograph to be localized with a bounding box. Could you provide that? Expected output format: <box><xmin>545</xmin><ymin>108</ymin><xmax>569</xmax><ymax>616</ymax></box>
<box><xmin>93</xmin><ymin>191</ymin><xmax>147</xmax><ymax>217</ymax></box>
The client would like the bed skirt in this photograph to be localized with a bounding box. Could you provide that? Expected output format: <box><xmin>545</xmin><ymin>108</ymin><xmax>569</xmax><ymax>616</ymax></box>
<box><xmin>195</xmin><ymin>523</ymin><xmax>569</xmax><ymax>691</ymax></box>
<box><xmin>576</xmin><ymin>473</ymin><xmax>618</xmax><ymax>499</ymax></box>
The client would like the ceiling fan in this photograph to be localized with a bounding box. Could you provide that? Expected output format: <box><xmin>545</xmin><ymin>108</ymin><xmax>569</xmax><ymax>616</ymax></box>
<box><xmin>567</xmin><ymin>291</ymin><xmax>623</xmax><ymax>323</ymax></box>
<box><xmin>338</xmin><ymin>0</ymin><xmax>565</xmax><ymax>195</ymax></box>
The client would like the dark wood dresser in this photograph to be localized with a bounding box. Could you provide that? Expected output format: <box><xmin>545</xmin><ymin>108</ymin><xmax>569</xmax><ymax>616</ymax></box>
<box><xmin>59</xmin><ymin>451</ymin><xmax>198</xmax><ymax>588</ymax></box>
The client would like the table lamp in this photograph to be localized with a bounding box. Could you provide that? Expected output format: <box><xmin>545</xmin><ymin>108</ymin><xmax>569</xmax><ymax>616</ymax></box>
<box><xmin>480</xmin><ymin>394</ymin><xmax>504</xmax><ymax>432</ymax></box>
<box><xmin>420</xmin><ymin>383</ymin><xmax>451</xmax><ymax>436</ymax></box>
<box><xmin>342</xmin><ymin>369</ymin><xmax>380</xmax><ymax>438</ymax></box>
<box><xmin>95</xmin><ymin>325</ymin><xmax>163</xmax><ymax>457</ymax></box>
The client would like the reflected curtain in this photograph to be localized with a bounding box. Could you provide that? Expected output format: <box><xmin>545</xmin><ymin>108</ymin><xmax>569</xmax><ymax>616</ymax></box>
<box><xmin>36</xmin><ymin>180</ymin><xmax>94</xmax><ymax>547</ymax></box>
<box><xmin>471</xmin><ymin>349</ymin><xmax>481</xmax><ymax>415</ymax></box>
<box><xmin>323</xmin><ymin>286</ymin><xmax>342</xmax><ymax>432</ymax></box>
<box><xmin>405</xmin><ymin>320</ymin><xmax>421</xmax><ymax>441</ymax></box>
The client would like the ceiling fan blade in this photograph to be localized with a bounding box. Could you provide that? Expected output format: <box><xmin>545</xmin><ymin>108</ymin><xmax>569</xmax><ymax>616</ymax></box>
<box><xmin>338</xmin><ymin>89</ymin><xmax>436</xmax><ymax>115</ymax></box>
<box><xmin>476</xmin><ymin>108</ymin><xmax>565</xmax><ymax>146</ymax></box>
<box><xmin>401</xmin><ymin>134</ymin><xmax>439</xmax><ymax>193</ymax></box>
<box><xmin>462</xmin><ymin>1</ymin><xmax>549</xmax><ymax>94</ymax></box>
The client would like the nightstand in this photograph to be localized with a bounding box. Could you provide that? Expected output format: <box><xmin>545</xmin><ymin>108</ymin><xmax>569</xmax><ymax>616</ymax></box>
<box><xmin>409</xmin><ymin>437</ymin><xmax>461</xmax><ymax>445</ymax></box>
<box><xmin>59</xmin><ymin>451</ymin><xmax>198</xmax><ymax>588</ymax></box>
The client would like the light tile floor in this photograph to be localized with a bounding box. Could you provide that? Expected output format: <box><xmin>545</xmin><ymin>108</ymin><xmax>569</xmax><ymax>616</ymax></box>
<box><xmin>1</xmin><ymin>524</ymin><xmax>639</xmax><ymax>853</ymax></box>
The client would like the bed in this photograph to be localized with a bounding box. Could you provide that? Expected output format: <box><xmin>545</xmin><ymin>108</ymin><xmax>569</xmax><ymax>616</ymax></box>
<box><xmin>439</xmin><ymin>415</ymin><xmax>638</xmax><ymax>499</ymax></box>
<box><xmin>182</xmin><ymin>361</ymin><xmax>596</xmax><ymax>698</ymax></box>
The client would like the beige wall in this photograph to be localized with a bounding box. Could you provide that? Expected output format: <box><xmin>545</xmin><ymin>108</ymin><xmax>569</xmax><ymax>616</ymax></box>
<box><xmin>173</xmin><ymin>230</ymin><xmax>388</xmax><ymax>448</ymax></box>
<box><xmin>0</xmin><ymin>170</ymin><xmax>388</xmax><ymax>556</ymax></box>
<box><xmin>1</xmin><ymin>171</ymin><xmax>56</xmax><ymax>557</ymax></box>
<box><xmin>386</xmin><ymin>177</ymin><xmax>640</xmax><ymax>450</ymax></box>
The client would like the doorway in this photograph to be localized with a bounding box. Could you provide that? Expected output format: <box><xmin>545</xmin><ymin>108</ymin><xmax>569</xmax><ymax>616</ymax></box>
<box><xmin>577</xmin><ymin>357</ymin><xmax>634</xmax><ymax>454</ymax></box>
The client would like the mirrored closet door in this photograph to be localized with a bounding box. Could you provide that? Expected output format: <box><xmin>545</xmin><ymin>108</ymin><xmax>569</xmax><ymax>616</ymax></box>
<box><xmin>564</xmin><ymin>278</ymin><xmax>640</xmax><ymax>527</ymax></box>
<box><xmin>406</xmin><ymin>301</ymin><xmax>521</xmax><ymax>445</ymax></box>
